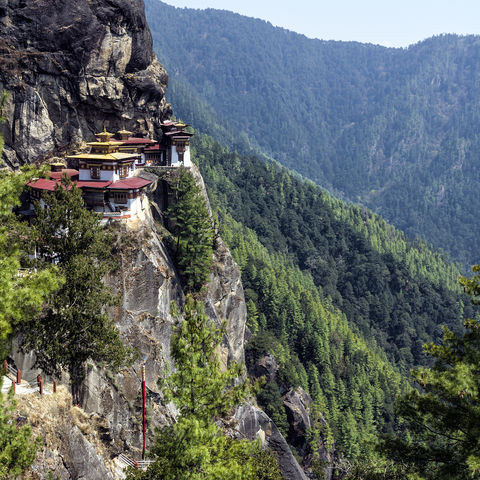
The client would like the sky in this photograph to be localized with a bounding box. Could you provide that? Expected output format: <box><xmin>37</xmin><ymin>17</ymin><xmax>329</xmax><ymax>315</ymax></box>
<box><xmin>162</xmin><ymin>0</ymin><xmax>480</xmax><ymax>48</ymax></box>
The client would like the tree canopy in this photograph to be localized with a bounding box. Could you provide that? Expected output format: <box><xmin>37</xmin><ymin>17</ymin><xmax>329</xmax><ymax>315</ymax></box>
<box><xmin>380</xmin><ymin>266</ymin><xmax>480</xmax><ymax>479</ymax></box>
<box><xmin>0</xmin><ymin>388</ymin><xmax>41</xmax><ymax>480</ymax></box>
<box><xmin>0</xmin><ymin>168</ymin><xmax>61</xmax><ymax>355</ymax></box>
<box><xmin>127</xmin><ymin>295</ymin><xmax>282</xmax><ymax>480</ymax></box>
<box><xmin>165</xmin><ymin>168</ymin><xmax>214</xmax><ymax>293</ymax></box>
<box><xmin>145</xmin><ymin>1</ymin><xmax>480</xmax><ymax>269</ymax></box>
<box><xmin>20</xmin><ymin>177</ymin><xmax>129</xmax><ymax>404</ymax></box>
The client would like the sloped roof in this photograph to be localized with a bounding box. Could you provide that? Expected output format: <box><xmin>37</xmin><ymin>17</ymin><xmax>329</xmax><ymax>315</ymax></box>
<box><xmin>27</xmin><ymin>178</ymin><xmax>59</xmax><ymax>191</ymax></box>
<box><xmin>108</xmin><ymin>178</ymin><xmax>152</xmax><ymax>189</ymax></box>
<box><xmin>68</xmin><ymin>152</ymin><xmax>139</xmax><ymax>161</ymax></box>
<box><xmin>76</xmin><ymin>181</ymin><xmax>112</xmax><ymax>189</ymax></box>
<box><xmin>48</xmin><ymin>169</ymin><xmax>79</xmax><ymax>179</ymax></box>
<box><xmin>118</xmin><ymin>137</ymin><xmax>156</xmax><ymax>145</ymax></box>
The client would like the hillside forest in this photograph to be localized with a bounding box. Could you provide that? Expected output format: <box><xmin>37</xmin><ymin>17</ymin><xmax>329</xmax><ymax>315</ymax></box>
<box><xmin>190</xmin><ymin>132</ymin><xmax>479</xmax><ymax>467</ymax></box>
<box><xmin>145</xmin><ymin>0</ymin><xmax>480</xmax><ymax>271</ymax></box>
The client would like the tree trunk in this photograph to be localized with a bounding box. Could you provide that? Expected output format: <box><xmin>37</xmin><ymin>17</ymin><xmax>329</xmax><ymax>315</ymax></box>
<box><xmin>69</xmin><ymin>363</ymin><xmax>85</xmax><ymax>405</ymax></box>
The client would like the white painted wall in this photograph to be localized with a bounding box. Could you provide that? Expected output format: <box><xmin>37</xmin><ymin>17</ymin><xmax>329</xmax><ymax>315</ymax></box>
<box><xmin>78</xmin><ymin>168</ymin><xmax>91</xmax><ymax>181</ymax></box>
<box><xmin>171</xmin><ymin>145</ymin><xmax>191</xmax><ymax>167</ymax></box>
<box><xmin>109</xmin><ymin>193</ymin><xmax>145</xmax><ymax>215</ymax></box>
<box><xmin>100</xmin><ymin>169</ymin><xmax>118</xmax><ymax>182</ymax></box>
<box><xmin>183</xmin><ymin>146</ymin><xmax>192</xmax><ymax>167</ymax></box>
<box><xmin>78</xmin><ymin>168</ymin><xmax>119</xmax><ymax>182</ymax></box>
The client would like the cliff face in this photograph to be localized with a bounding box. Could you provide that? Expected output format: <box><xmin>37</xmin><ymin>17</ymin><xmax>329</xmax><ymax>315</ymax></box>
<box><xmin>0</xmin><ymin>0</ymin><xmax>172</xmax><ymax>168</ymax></box>
<box><xmin>11</xmin><ymin>186</ymin><xmax>250</xmax><ymax>476</ymax></box>
<box><xmin>2</xmin><ymin>1</ymin><xmax>323</xmax><ymax>477</ymax></box>
<box><xmin>79</xmin><ymin>184</ymin><xmax>248</xmax><ymax>453</ymax></box>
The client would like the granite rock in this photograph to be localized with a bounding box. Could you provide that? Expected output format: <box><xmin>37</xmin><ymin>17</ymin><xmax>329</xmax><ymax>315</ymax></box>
<box><xmin>0</xmin><ymin>0</ymin><xmax>172</xmax><ymax>168</ymax></box>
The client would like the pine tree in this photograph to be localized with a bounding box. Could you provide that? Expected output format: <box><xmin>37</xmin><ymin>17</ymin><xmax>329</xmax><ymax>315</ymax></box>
<box><xmin>0</xmin><ymin>91</ymin><xmax>60</xmax><ymax>353</ymax></box>
<box><xmin>0</xmin><ymin>387</ymin><xmax>41</xmax><ymax>479</ymax></box>
<box><xmin>0</xmin><ymin>93</ymin><xmax>50</xmax><ymax>478</ymax></box>
<box><xmin>127</xmin><ymin>295</ymin><xmax>282</xmax><ymax>480</ymax></box>
<box><xmin>166</xmin><ymin>168</ymin><xmax>214</xmax><ymax>292</ymax></box>
<box><xmin>0</xmin><ymin>169</ymin><xmax>61</xmax><ymax>355</ymax></box>
<box><xmin>380</xmin><ymin>266</ymin><xmax>480</xmax><ymax>479</ymax></box>
<box><xmin>20</xmin><ymin>177</ymin><xmax>129</xmax><ymax>404</ymax></box>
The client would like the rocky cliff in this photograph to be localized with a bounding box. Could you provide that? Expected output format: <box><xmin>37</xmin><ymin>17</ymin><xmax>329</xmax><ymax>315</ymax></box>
<box><xmin>11</xmin><ymin>184</ymin><xmax>250</xmax><ymax>477</ymax></box>
<box><xmin>2</xmin><ymin>1</ymin><xmax>327</xmax><ymax>477</ymax></box>
<box><xmin>0</xmin><ymin>0</ymin><xmax>172</xmax><ymax>168</ymax></box>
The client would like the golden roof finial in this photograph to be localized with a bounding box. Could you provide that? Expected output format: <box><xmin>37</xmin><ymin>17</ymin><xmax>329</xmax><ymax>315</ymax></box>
<box><xmin>95</xmin><ymin>125</ymin><xmax>114</xmax><ymax>142</ymax></box>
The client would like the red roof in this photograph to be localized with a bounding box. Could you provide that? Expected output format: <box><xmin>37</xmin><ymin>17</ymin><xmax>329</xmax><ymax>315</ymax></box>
<box><xmin>164</xmin><ymin>131</ymin><xmax>193</xmax><ymax>137</ymax></box>
<box><xmin>27</xmin><ymin>178</ymin><xmax>59</xmax><ymax>191</ymax></box>
<box><xmin>108</xmin><ymin>178</ymin><xmax>152</xmax><ymax>189</ymax></box>
<box><xmin>119</xmin><ymin>137</ymin><xmax>156</xmax><ymax>145</ymax></box>
<box><xmin>49</xmin><ymin>169</ymin><xmax>79</xmax><ymax>179</ymax></box>
<box><xmin>144</xmin><ymin>144</ymin><xmax>166</xmax><ymax>151</ymax></box>
<box><xmin>76</xmin><ymin>181</ymin><xmax>112</xmax><ymax>189</ymax></box>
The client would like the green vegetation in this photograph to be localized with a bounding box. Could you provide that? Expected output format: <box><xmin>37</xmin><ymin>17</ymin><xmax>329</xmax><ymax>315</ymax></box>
<box><xmin>178</xmin><ymin>132</ymin><xmax>476</xmax><ymax>461</ymax></box>
<box><xmin>225</xmin><ymin>212</ymin><xmax>403</xmax><ymax>459</ymax></box>
<box><xmin>166</xmin><ymin>168</ymin><xmax>214</xmax><ymax>292</ymax></box>
<box><xmin>380</xmin><ymin>267</ymin><xmax>480</xmax><ymax>479</ymax></box>
<box><xmin>145</xmin><ymin>1</ymin><xmax>480</xmax><ymax>269</ymax></box>
<box><xmin>0</xmin><ymin>97</ymin><xmax>45</xmax><ymax>479</ymax></box>
<box><xmin>0</xmin><ymin>169</ymin><xmax>61</xmax><ymax>356</ymax></box>
<box><xmin>127</xmin><ymin>295</ymin><xmax>282</xmax><ymax>480</ymax></box>
<box><xmin>19</xmin><ymin>177</ymin><xmax>129</xmax><ymax>404</ymax></box>
<box><xmin>0</xmin><ymin>91</ymin><xmax>60</xmax><ymax>353</ymax></box>
<box><xmin>0</xmin><ymin>387</ymin><xmax>41</xmax><ymax>480</ymax></box>
<box><xmin>193</xmin><ymin>134</ymin><xmax>471</xmax><ymax>370</ymax></box>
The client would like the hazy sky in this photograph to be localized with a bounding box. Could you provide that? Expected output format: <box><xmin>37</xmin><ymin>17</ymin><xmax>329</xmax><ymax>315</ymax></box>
<box><xmin>161</xmin><ymin>0</ymin><xmax>480</xmax><ymax>47</ymax></box>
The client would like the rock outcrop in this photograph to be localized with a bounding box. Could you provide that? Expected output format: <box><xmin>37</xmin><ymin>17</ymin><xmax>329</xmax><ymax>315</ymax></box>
<box><xmin>79</xmin><ymin>180</ymin><xmax>247</xmax><ymax>453</ymax></box>
<box><xmin>284</xmin><ymin>388</ymin><xmax>335</xmax><ymax>480</ymax></box>
<box><xmin>15</xmin><ymin>387</ymin><xmax>116</xmax><ymax>480</ymax></box>
<box><xmin>0</xmin><ymin>0</ymin><xmax>172</xmax><ymax>168</ymax></box>
<box><xmin>251</xmin><ymin>353</ymin><xmax>279</xmax><ymax>383</ymax></box>
<box><xmin>1</xmin><ymin>1</ymin><xmax>333</xmax><ymax>477</ymax></box>
<box><xmin>235</xmin><ymin>403</ymin><xmax>309</xmax><ymax>480</ymax></box>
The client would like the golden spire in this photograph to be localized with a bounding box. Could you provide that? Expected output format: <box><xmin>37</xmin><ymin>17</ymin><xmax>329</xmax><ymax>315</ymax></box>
<box><xmin>95</xmin><ymin>125</ymin><xmax>114</xmax><ymax>143</ymax></box>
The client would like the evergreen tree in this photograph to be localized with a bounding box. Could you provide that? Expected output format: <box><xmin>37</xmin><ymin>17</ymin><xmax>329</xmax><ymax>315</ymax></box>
<box><xmin>0</xmin><ymin>387</ymin><xmax>41</xmax><ymax>479</ymax></box>
<box><xmin>0</xmin><ymin>168</ymin><xmax>61</xmax><ymax>355</ymax></box>
<box><xmin>20</xmin><ymin>177</ymin><xmax>129</xmax><ymax>404</ymax></box>
<box><xmin>380</xmin><ymin>266</ymin><xmax>480</xmax><ymax>479</ymax></box>
<box><xmin>127</xmin><ymin>295</ymin><xmax>282</xmax><ymax>479</ymax></box>
<box><xmin>0</xmin><ymin>91</ymin><xmax>60</xmax><ymax>353</ymax></box>
<box><xmin>166</xmin><ymin>168</ymin><xmax>214</xmax><ymax>293</ymax></box>
<box><xmin>0</xmin><ymin>94</ymin><xmax>51</xmax><ymax>478</ymax></box>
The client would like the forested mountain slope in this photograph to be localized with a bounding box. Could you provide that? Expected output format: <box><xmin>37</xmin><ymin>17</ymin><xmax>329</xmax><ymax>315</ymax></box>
<box><xmin>145</xmin><ymin>0</ymin><xmax>480</xmax><ymax>269</ymax></box>
<box><xmin>193</xmin><ymin>134</ymin><xmax>474</xmax><ymax>369</ymax></box>
<box><xmin>191</xmin><ymin>132</ymin><xmax>477</xmax><ymax>460</ymax></box>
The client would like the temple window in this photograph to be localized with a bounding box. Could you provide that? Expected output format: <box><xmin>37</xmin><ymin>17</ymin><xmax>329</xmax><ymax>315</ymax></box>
<box><xmin>91</xmin><ymin>166</ymin><xmax>100</xmax><ymax>179</ymax></box>
<box><xmin>114</xmin><ymin>192</ymin><xmax>128</xmax><ymax>204</ymax></box>
<box><xmin>119</xmin><ymin>165</ymin><xmax>129</xmax><ymax>178</ymax></box>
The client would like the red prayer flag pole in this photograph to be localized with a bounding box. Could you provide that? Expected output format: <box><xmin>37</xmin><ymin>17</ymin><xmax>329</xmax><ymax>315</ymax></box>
<box><xmin>142</xmin><ymin>364</ymin><xmax>146</xmax><ymax>460</ymax></box>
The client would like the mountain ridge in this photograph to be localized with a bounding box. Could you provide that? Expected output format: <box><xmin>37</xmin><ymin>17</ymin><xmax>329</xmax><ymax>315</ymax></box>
<box><xmin>145</xmin><ymin>0</ymin><xmax>480</xmax><ymax>269</ymax></box>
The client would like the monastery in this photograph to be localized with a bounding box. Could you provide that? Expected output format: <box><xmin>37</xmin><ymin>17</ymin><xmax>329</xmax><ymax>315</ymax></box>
<box><xmin>27</xmin><ymin>121</ymin><xmax>193</xmax><ymax>220</ymax></box>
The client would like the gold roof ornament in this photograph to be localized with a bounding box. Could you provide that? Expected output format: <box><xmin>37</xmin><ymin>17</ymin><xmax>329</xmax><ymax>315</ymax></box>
<box><xmin>95</xmin><ymin>126</ymin><xmax>115</xmax><ymax>142</ymax></box>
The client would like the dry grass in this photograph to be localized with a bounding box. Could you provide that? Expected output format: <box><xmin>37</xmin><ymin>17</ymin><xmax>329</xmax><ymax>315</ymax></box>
<box><xmin>15</xmin><ymin>385</ymin><xmax>116</xmax><ymax>473</ymax></box>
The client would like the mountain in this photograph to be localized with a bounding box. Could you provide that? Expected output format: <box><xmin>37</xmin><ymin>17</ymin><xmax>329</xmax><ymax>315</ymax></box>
<box><xmin>144</xmin><ymin>0</ymin><xmax>480</xmax><ymax>269</ymax></box>
<box><xmin>191</xmin><ymin>131</ymin><xmax>476</xmax><ymax>462</ymax></box>
<box><xmin>3</xmin><ymin>0</ymin><xmax>479</xmax><ymax>477</ymax></box>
